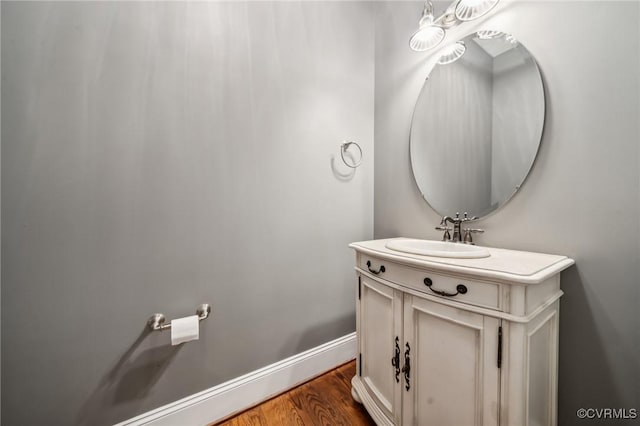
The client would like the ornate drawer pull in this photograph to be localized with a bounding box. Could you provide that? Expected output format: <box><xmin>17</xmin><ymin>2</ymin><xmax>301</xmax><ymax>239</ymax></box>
<box><xmin>423</xmin><ymin>277</ymin><xmax>468</xmax><ymax>297</ymax></box>
<box><xmin>391</xmin><ymin>336</ymin><xmax>401</xmax><ymax>383</ymax></box>
<box><xmin>366</xmin><ymin>260</ymin><xmax>386</xmax><ymax>275</ymax></box>
<box><xmin>401</xmin><ymin>342</ymin><xmax>411</xmax><ymax>391</ymax></box>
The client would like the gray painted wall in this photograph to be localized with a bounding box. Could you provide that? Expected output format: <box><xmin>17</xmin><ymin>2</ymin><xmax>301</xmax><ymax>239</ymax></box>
<box><xmin>3</xmin><ymin>1</ymin><xmax>639</xmax><ymax>425</ymax></box>
<box><xmin>374</xmin><ymin>2</ymin><xmax>639</xmax><ymax>425</ymax></box>
<box><xmin>1</xmin><ymin>1</ymin><xmax>373</xmax><ymax>424</ymax></box>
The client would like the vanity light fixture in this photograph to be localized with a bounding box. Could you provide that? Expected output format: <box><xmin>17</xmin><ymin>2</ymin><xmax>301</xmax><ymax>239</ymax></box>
<box><xmin>476</xmin><ymin>30</ymin><xmax>518</xmax><ymax>45</ymax></box>
<box><xmin>455</xmin><ymin>0</ymin><xmax>500</xmax><ymax>22</ymax></box>
<box><xmin>409</xmin><ymin>1</ymin><xmax>445</xmax><ymax>51</ymax></box>
<box><xmin>505</xmin><ymin>33</ymin><xmax>518</xmax><ymax>44</ymax></box>
<box><xmin>409</xmin><ymin>0</ymin><xmax>501</xmax><ymax>52</ymax></box>
<box><xmin>476</xmin><ymin>30</ymin><xmax>504</xmax><ymax>39</ymax></box>
<box><xmin>437</xmin><ymin>41</ymin><xmax>466</xmax><ymax>65</ymax></box>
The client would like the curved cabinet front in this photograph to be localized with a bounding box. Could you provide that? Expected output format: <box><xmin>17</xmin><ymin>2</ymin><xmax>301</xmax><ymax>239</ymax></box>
<box><xmin>356</xmin><ymin>276</ymin><xmax>402</xmax><ymax>425</ymax></box>
<box><xmin>350</xmin><ymin>239</ymin><xmax>572</xmax><ymax>426</ymax></box>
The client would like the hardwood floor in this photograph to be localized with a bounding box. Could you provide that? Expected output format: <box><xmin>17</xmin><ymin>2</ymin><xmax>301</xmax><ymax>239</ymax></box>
<box><xmin>213</xmin><ymin>361</ymin><xmax>375</xmax><ymax>426</ymax></box>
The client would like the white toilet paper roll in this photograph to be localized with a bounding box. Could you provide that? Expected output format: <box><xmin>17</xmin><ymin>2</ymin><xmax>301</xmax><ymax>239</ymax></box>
<box><xmin>171</xmin><ymin>315</ymin><xmax>200</xmax><ymax>345</ymax></box>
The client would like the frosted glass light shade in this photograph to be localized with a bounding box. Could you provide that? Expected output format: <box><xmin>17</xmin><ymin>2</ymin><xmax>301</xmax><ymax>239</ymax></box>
<box><xmin>437</xmin><ymin>41</ymin><xmax>466</xmax><ymax>65</ymax></box>
<box><xmin>506</xmin><ymin>34</ymin><xmax>518</xmax><ymax>44</ymax></box>
<box><xmin>476</xmin><ymin>30</ymin><xmax>504</xmax><ymax>39</ymax></box>
<box><xmin>455</xmin><ymin>0</ymin><xmax>500</xmax><ymax>21</ymax></box>
<box><xmin>410</xmin><ymin>25</ymin><xmax>445</xmax><ymax>51</ymax></box>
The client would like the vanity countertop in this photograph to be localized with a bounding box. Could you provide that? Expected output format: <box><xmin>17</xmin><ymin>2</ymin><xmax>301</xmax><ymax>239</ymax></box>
<box><xmin>349</xmin><ymin>238</ymin><xmax>575</xmax><ymax>285</ymax></box>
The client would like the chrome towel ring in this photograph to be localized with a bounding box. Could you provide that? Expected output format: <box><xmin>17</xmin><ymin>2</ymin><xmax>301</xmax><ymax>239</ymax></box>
<box><xmin>341</xmin><ymin>141</ymin><xmax>363</xmax><ymax>168</ymax></box>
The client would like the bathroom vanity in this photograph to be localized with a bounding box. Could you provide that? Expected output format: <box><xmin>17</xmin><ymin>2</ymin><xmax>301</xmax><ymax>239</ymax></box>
<box><xmin>349</xmin><ymin>238</ymin><xmax>574</xmax><ymax>426</ymax></box>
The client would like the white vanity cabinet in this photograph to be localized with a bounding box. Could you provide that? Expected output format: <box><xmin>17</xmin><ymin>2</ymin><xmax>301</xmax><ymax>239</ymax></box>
<box><xmin>350</xmin><ymin>238</ymin><xmax>575</xmax><ymax>426</ymax></box>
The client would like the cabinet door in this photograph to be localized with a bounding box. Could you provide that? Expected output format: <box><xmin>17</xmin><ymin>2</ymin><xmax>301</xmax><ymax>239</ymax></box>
<box><xmin>402</xmin><ymin>294</ymin><xmax>500</xmax><ymax>426</ymax></box>
<box><xmin>358</xmin><ymin>275</ymin><xmax>403</xmax><ymax>424</ymax></box>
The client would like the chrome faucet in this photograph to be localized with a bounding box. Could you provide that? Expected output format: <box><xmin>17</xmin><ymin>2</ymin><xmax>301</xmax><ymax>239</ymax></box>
<box><xmin>436</xmin><ymin>212</ymin><xmax>484</xmax><ymax>244</ymax></box>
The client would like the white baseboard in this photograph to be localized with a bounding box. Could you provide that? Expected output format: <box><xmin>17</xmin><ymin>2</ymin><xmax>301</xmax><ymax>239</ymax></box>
<box><xmin>115</xmin><ymin>332</ymin><xmax>357</xmax><ymax>426</ymax></box>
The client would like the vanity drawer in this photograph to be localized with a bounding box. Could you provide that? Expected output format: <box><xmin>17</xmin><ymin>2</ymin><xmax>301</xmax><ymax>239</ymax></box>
<box><xmin>358</xmin><ymin>255</ymin><xmax>501</xmax><ymax>311</ymax></box>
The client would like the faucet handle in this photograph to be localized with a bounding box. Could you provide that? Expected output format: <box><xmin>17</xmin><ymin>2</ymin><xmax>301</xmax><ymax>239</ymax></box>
<box><xmin>435</xmin><ymin>225</ymin><xmax>452</xmax><ymax>242</ymax></box>
<box><xmin>463</xmin><ymin>228</ymin><xmax>484</xmax><ymax>245</ymax></box>
<box><xmin>462</xmin><ymin>212</ymin><xmax>478</xmax><ymax>222</ymax></box>
<box><xmin>467</xmin><ymin>228</ymin><xmax>484</xmax><ymax>234</ymax></box>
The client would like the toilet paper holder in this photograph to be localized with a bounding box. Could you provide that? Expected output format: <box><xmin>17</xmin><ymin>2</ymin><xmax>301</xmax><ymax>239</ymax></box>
<box><xmin>147</xmin><ymin>304</ymin><xmax>211</xmax><ymax>332</ymax></box>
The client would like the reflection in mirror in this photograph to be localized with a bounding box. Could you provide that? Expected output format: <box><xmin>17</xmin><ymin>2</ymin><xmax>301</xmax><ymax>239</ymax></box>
<box><xmin>410</xmin><ymin>31</ymin><xmax>545</xmax><ymax>218</ymax></box>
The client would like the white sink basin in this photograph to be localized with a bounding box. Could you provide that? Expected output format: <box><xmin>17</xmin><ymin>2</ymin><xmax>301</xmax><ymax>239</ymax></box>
<box><xmin>385</xmin><ymin>239</ymin><xmax>490</xmax><ymax>259</ymax></box>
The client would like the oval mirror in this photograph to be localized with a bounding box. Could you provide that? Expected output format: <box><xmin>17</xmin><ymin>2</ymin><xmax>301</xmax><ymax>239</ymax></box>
<box><xmin>410</xmin><ymin>31</ymin><xmax>545</xmax><ymax>218</ymax></box>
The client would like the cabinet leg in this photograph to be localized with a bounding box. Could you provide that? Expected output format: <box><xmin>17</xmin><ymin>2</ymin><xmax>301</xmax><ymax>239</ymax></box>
<box><xmin>350</xmin><ymin>377</ymin><xmax>363</xmax><ymax>404</ymax></box>
<box><xmin>351</xmin><ymin>386</ymin><xmax>362</xmax><ymax>404</ymax></box>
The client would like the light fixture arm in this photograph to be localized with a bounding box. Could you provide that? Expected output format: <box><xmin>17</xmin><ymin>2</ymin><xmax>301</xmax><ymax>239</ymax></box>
<box><xmin>437</xmin><ymin>2</ymin><xmax>460</xmax><ymax>29</ymax></box>
<box><xmin>418</xmin><ymin>1</ymin><xmax>435</xmax><ymax>27</ymax></box>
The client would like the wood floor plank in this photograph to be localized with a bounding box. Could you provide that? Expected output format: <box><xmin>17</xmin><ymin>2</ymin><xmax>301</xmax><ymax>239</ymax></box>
<box><xmin>214</xmin><ymin>361</ymin><xmax>373</xmax><ymax>426</ymax></box>
<box><xmin>335</xmin><ymin>362</ymin><xmax>357</xmax><ymax>387</ymax></box>
<box><xmin>239</xmin><ymin>407</ymin><xmax>267</xmax><ymax>426</ymax></box>
<box><xmin>301</xmin><ymin>381</ymin><xmax>347</xmax><ymax>425</ymax></box>
<box><xmin>316</xmin><ymin>370</ymin><xmax>373</xmax><ymax>425</ymax></box>
<box><xmin>283</xmin><ymin>391</ymin><xmax>318</xmax><ymax>426</ymax></box>
<box><xmin>220</xmin><ymin>407</ymin><xmax>258</xmax><ymax>426</ymax></box>
<box><xmin>297</xmin><ymin>381</ymin><xmax>342</xmax><ymax>425</ymax></box>
<box><xmin>259</xmin><ymin>393</ymin><xmax>307</xmax><ymax>426</ymax></box>
<box><xmin>337</xmin><ymin>361</ymin><xmax>356</xmax><ymax>376</ymax></box>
